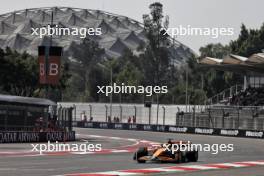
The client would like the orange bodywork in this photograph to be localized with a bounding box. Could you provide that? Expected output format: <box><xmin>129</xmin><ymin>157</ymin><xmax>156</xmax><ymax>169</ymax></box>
<box><xmin>138</xmin><ymin>147</ymin><xmax>179</xmax><ymax>162</ymax></box>
<box><xmin>136</xmin><ymin>141</ymin><xmax>197</xmax><ymax>163</ymax></box>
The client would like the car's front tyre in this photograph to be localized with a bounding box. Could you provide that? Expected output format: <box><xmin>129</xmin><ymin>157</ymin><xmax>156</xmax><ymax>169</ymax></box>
<box><xmin>133</xmin><ymin>147</ymin><xmax>148</xmax><ymax>163</ymax></box>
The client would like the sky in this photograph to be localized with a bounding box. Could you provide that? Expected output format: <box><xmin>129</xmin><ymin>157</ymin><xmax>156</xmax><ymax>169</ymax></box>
<box><xmin>0</xmin><ymin>0</ymin><xmax>264</xmax><ymax>53</ymax></box>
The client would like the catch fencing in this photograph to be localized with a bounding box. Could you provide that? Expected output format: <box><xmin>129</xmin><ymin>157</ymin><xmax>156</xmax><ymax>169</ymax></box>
<box><xmin>58</xmin><ymin>102</ymin><xmax>204</xmax><ymax>125</ymax></box>
<box><xmin>59</xmin><ymin>102</ymin><xmax>264</xmax><ymax>131</ymax></box>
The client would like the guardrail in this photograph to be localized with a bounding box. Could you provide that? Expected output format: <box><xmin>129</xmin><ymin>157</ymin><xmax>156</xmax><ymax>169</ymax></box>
<box><xmin>207</xmin><ymin>84</ymin><xmax>243</xmax><ymax>105</ymax></box>
<box><xmin>73</xmin><ymin>121</ymin><xmax>264</xmax><ymax>139</ymax></box>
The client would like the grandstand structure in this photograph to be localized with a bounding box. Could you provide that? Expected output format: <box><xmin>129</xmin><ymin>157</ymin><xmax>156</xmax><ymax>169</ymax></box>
<box><xmin>0</xmin><ymin>7</ymin><xmax>195</xmax><ymax>65</ymax></box>
<box><xmin>200</xmin><ymin>53</ymin><xmax>264</xmax><ymax>74</ymax></box>
<box><xmin>200</xmin><ymin>53</ymin><xmax>264</xmax><ymax>105</ymax></box>
<box><xmin>194</xmin><ymin>52</ymin><xmax>264</xmax><ymax>131</ymax></box>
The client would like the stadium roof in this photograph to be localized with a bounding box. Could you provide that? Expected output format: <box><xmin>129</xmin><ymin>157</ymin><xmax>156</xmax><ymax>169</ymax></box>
<box><xmin>0</xmin><ymin>94</ymin><xmax>56</xmax><ymax>107</ymax></box>
<box><xmin>0</xmin><ymin>7</ymin><xmax>195</xmax><ymax>65</ymax></box>
<box><xmin>248</xmin><ymin>53</ymin><xmax>264</xmax><ymax>64</ymax></box>
<box><xmin>199</xmin><ymin>53</ymin><xmax>264</xmax><ymax>74</ymax></box>
<box><xmin>199</xmin><ymin>57</ymin><xmax>222</xmax><ymax>65</ymax></box>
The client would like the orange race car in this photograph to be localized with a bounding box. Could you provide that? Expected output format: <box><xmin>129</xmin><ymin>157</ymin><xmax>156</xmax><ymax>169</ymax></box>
<box><xmin>133</xmin><ymin>140</ymin><xmax>198</xmax><ymax>163</ymax></box>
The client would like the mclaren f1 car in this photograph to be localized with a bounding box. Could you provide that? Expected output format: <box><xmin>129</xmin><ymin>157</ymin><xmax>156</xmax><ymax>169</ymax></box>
<box><xmin>133</xmin><ymin>140</ymin><xmax>198</xmax><ymax>163</ymax></box>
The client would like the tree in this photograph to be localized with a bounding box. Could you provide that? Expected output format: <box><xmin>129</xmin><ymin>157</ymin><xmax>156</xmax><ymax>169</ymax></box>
<box><xmin>199</xmin><ymin>43</ymin><xmax>230</xmax><ymax>59</ymax></box>
<box><xmin>0</xmin><ymin>47</ymin><xmax>71</xmax><ymax>101</ymax></box>
<box><xmin>230</xmin><ymin>23</ymin><xmax>264</xmax><ymax>56</ymax></box>
<box><xmin>115</xmin><ymin>51</ymin><xmax>144</xmax><ymax>103</ymax></box>
<box><xmin>0</xmin><ymin>48</ymin><xmax>39</xmax><ymax>97</ymax></box>
<box><xmin>141</xmin><ymin>2</ymin><xmax>171</xmax><ymax>86</ymax></box>
<box><xmin>71</xmin><ymin>38</ymin><xmax>105</xmax><ymax>101</ymax></box>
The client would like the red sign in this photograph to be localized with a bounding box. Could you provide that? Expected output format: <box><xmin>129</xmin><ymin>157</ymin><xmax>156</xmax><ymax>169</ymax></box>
<box><xmin>38</xmin><ymin>46</ymin><xmax>62</xmax><ymax>85</ymax></box>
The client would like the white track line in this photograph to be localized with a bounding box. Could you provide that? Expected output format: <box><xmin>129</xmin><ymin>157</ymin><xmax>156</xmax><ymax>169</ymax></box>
<box><xmin>62</xmin><ymin>160</ymin><xmax>264</xmax><ymax>176</ymax></box>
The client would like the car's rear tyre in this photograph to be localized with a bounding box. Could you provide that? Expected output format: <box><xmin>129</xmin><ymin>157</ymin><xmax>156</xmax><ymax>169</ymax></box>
<box><xmin>133</xmin><ymin>147</ymin><xmax>148</xmax><ymax>163</ymax></box>
<box><xmin>180</xmin><ymin>152</ymin><xmax>187</xmax><ymax>163</ymax></box>
<box><xmin>187</xmin><ymin>151</ymin><xmax>198</xmax><ymax>162</ymax></box>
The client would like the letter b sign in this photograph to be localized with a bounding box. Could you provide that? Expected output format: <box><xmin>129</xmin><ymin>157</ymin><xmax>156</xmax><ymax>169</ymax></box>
<box><xmin>38</xmin><ymin>46</ymin><xmax>62</xmax><ymax>85</ymax></box>
<box><xmin>49</xmin><ymin>63</ymin><xmax>59</xmax><ymax>76</ymax></box>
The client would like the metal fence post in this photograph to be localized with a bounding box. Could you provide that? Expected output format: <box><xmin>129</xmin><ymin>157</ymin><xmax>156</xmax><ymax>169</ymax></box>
<box><xmin>148</xmin><ymin>107</ymin><xmax>151</xmax><ymax>124</ymax></box>
<box><xmin>119</xmin><ymin>105</ymin><xmax>122</xmax><ymax>122</ymax></box>
<box><xmin>156</xmin><ymin>94</ymin><xmax>159</xmax><ymax>125</ymax></box>
<box><xmin>64</xmin><ymin>108</ymin><xmax>68</xmax><ymax>131</ymax></box>
<box><xmin>162</xmin><ymin>106</ymin><xmax>165</xmax><ymax>125</ymax></box>
<box><xmin>73</xmin><ymin>104</ymin><xmax>76</xmax><ymax>121</ymax></box>
<box><xmin>222</xmin><ymin>108</ymin><xmax>225</xmax><ymax>129</ymax></box>
<box><xmin>192</xmin><ymin>106</ymin><xmax>195</xmax><ymax>127</ymax></box>
<box><xmin>176</xmin><ymin>107</ymin><xmax>180</xmax><ymax>126</ymax></box>
<box><xmin>61</xmin><ymin>108</ymin><xmax>65</xmax><ymax>130</ymax></box>
<box><xmin>208</xmin><ymin>108</ymin><xmax>213</xmax><ymax>128</ymax></box>
<box><xmin>134</xmin><ymin>106</ymin><xmax>137</xmax><ymax>123</ymax></box>
<box><xmin>89</xmin><ymin>104</ymin><xmax>92</xmax><ymax>119</ymax></box>
<box><xmin>105</xmin><ymin>105</ymin><xmax>108</xmax><ymax>122</ymax></box>
<box><xmin>236</xmin><ymin>107</ymin><xmax>240</xmax><ymax>129</ymax></box>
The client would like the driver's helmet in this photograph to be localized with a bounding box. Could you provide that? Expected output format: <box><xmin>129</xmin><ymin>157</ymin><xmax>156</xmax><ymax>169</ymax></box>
<box><xmin>166</xmin><ymin>139</ymin><xmax>173</xmax><ymax>149</ymax></box>
<box><xmin>167</xmin><ymin>139</ymin><xmax>173</xmax><ymax>145</ymax></box>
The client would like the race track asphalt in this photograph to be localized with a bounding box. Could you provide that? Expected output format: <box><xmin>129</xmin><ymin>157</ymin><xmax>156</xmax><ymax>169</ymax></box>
<box><xmin>0</xmin><ymin>127</ymin><xmax>264</xmax><ymax>176</ymax></box>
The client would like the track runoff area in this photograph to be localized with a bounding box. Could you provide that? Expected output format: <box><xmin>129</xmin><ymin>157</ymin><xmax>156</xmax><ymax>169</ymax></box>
<box><xmin>0</xmin><ymin>128</ymin><xmax>263</xmax><ymax>176</ymax></box>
